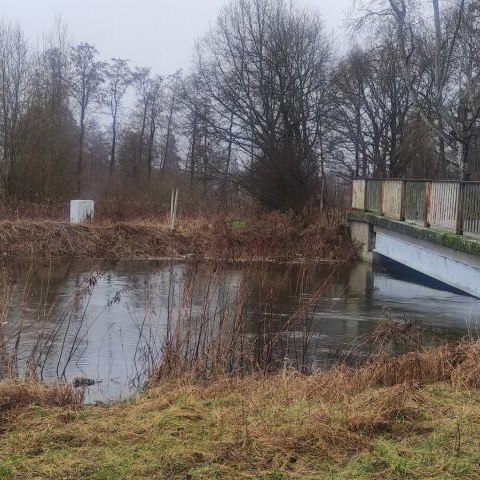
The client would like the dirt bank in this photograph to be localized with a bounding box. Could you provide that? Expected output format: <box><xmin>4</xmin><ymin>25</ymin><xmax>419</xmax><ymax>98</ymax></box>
<box><xmin>0</xmin><ymin>213</ymin><xmax>356</xmax><ymax>262</ymax></box>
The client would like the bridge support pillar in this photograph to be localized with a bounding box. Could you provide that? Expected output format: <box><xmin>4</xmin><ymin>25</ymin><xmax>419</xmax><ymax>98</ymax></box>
<box><xmin>349</xmin><ymin>220</ymin><xmax>375</xmax><ymax>262</ymax></box>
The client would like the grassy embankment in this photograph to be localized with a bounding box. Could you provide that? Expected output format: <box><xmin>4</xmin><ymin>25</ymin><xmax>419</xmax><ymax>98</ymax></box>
<box><xmin>2</xmin><ymin>206</ymin><xmax>479</xmax><ymax>479</ymax></box>
<box><xmin>0</xmin><ymin>210</ymin><xmax>354</xmax><ymax>262</ymax></box>
<box><xmin>1</xmin><ymin>342</ymin><xmax>480</xmax><ymax>479</ymax></box>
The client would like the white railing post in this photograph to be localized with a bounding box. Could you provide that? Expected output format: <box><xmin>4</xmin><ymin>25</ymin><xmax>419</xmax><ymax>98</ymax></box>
<box><xmin>400</xmin><ymin>179</ymin><xmax>406</xmax><ymax>221</ymax></box>
<box><xmin>424</xmin><ymin>182</ymin><xmax>431</xmax><ymax>228</ymax></box>
<box><xmin>351</xmin><ymin>179</ymin><xmax>367</xmax><ymax>210</ymax></box>
<box><xmin>170</xmin><ymin>188</ymin><xmax>179</xmax><ymax>231</ymax></box>
<box><xmin>455</xmin><ymin>181</ymin><xmax>464</xmax><ymax>235</ymax></box>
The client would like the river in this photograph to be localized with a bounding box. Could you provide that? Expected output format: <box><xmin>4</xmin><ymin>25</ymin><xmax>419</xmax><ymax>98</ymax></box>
<box><xmin>1</xmin><ymin>256</ymin><xmax>479</xmax><ymax>402</ymax></box>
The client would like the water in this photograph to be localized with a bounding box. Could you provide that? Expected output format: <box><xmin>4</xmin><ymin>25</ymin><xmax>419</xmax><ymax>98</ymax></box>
<box><xmin>1</xmin><ymin>256</ymin><xmax>479</xmax><ymax>402</ymax></box>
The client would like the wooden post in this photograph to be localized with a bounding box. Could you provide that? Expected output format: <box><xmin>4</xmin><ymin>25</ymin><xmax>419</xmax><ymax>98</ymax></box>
<box><xmin>455</xmin><ymin>181</ymin><xmax>464</xmax><ymax>235</ymax></box>
<box><xmin>170</xmin><ymin>188</ymin><xmax>179</xmax><ymax>231</ymax></box>
<box><xmin>424</xmin><ymin>181</ymin><xmax>431</xmax><ymax>228</ymax></box>
<box><xmin>363</xmin><ymin>179</ymin><xmax>368</xmax><ymax>211</ymax></box>
<box><xmin>379</xmin><ymin>180</ymin><xmax>384</xmax><ymax>216</ymax></box>
<box><xmin>400</xmin><ymin>180</ymin><xmax>407</xmax><ymax>221</ymax></box>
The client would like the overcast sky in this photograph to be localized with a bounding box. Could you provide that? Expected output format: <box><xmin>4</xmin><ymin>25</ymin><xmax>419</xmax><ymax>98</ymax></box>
<box><xmin>0</xmin><ymin>0</ymin><xmax>352</xmax><ymax>75</ymax></box>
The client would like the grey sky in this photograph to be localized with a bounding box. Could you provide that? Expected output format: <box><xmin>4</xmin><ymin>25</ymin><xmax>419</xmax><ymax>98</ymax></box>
<box><xmin>0</xmin><ymin>0</ymin><xmax>352</xmax><ymax>76</ymax></box>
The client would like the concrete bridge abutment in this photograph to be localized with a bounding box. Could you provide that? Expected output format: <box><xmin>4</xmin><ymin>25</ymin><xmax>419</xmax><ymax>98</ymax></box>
<box><xmin>349</xmin><ymin>220</ymin><xmax>375</xmax><ymax>262</ymax></box>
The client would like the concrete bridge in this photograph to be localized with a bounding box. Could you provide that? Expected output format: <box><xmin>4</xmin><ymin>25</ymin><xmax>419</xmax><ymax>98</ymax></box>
<box><xmin>348</xmin><ymin>179</ymin><xmax>480</xmax><ymax>298</ymax></box>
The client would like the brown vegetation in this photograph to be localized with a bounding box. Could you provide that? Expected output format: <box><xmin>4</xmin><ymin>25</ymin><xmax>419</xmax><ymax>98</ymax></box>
<box><xmin>0</xmin><ymin>258</ymin><xmax>476</xmax><ymax>479</ymax></box>
<box><xmin>1</xmin><ymin>341</ymin><xmax>480</xmax><ymax>478</ymax></box>
<box><xmin>0</xmin><ymin>210</ymin><xmax>355</xmax><ymax>261</ymax></box>
<box><xmin>0</xmin><ymin>381</ymin><xmax>83</xmax><ymax>436</ymax></box>
<box><xmin>0</xmin><ymin>380</ymin><xmax>83</xmax><ymax>415</ymax></box>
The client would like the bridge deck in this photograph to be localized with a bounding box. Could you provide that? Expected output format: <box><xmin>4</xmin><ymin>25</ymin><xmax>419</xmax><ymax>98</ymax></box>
<box><xmin>348</xmin><ymin>210</ymin><xmax>480</xmax><ymax>297</ymax></box>
<box><xmin>349</xmin><ymin>179</ymin><xmax>480</xmax><ymax>297</ymax></box>
<box><xmin>348</xmin><ymin>210</ymin><xmax>480</xmax><ymax>259</ymax></box>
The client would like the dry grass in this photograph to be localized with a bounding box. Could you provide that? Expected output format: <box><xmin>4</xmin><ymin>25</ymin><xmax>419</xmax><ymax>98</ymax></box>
<box><xmin>1</xmin><ymin>342</ymin><xmax>480</xmax><ymax>479</ymax></box>
<box><xmin>0</xmin><ymin>210</ymin><xmax>355</xmax><ymax>262</ymax></box>
<box><xmin>0</xmin><ymin>201</ymin><xmax>69</xmax><ymax>221</ymax></box>
<box><xmin>451</xmin><ymin>341</ymin><xmax>480</xmax><ymax>389</ymax></box>
<box><xmin>0</xmin><ymin>380</ymin><xmax>84</xmax><ymax>414</ymax></box>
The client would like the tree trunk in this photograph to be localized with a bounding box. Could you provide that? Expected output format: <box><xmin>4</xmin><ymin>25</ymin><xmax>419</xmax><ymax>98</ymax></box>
<box><xmin>109</xmin><ymin>117</ymin><xmax>117</xmax><ymax>176</ymax></box>
<box><xmin>162</xmin><ymin>105</ymin><xmax>174</xmax><ymax>173</ymax></box>
<box><xmin>77</xmin><ymin>110</ymin><xmax>85</xmax><ymax>193</ymax></box>
<box><xmin>432</xmin><ymin>0</ymin><xmax>447</xmax><ymax>175</ymax></box>
<box><xmin>139</xmin><ymin>102</ymin><xmax>148</xmax><ymax>167</ymax></box>
<box><xmin>147</xmin><ymin>121</ymin><xmax>155</xmax><ymax>177</ymax></box>
<box><xmin>190</xmin><ymin>107</ymin><xmax>198</xmax><ymax>187</ymax></box>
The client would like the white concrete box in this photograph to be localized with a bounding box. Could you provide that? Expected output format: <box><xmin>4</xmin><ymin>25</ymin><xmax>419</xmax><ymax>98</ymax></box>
<box><xmin>70</xmin><ymin>200</ymin><xmax>94</xmax><ymax>224</ymax></box>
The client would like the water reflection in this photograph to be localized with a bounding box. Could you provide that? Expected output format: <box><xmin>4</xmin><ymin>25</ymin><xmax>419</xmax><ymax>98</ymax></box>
<box><xmin>0</xmin><ymin>257</ymin><xmax>479</xmax><ymax>402</ymax></box>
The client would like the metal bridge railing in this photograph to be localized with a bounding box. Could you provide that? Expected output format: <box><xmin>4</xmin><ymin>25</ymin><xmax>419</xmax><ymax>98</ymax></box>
<box><xmin>351</xmin><ymin>179</ymin><xmax>480</xmax><ymax>238</ymax></box>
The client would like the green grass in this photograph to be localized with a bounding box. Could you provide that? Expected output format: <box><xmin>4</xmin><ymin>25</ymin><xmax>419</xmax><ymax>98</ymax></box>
<box><xmin>232</xmin><ymin>219</ymin><xmax>248</xmax><ymax>230</ymax></box>
<box><xmin>1</xmin><ymin>377</ymin><xmax>480</xmax><ymax>479</ymax></box>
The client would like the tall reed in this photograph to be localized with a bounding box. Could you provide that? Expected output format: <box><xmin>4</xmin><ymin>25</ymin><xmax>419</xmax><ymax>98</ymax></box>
<box><xmin>149</xmin><ymin>260</ymin><xmax>346</xmax><ymax>383</ymax></box>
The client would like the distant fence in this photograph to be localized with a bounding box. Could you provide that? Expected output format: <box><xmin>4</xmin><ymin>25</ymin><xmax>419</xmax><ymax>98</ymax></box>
<box><xmin>351</xmin><ymin>179</ymin><xmax>480</xmax><ymax>238</ymax></box>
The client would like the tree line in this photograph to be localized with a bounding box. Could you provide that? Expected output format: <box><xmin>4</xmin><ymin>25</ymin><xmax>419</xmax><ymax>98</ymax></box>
<box><xmin>1</xmin><ymin>0</ymin><xmax>480</xmax><ymax>212</ymax></box>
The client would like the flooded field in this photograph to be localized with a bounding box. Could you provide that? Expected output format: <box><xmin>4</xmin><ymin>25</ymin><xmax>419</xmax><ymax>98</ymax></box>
<box><xmin>1</xmin><ymin>257</ymin><xmax>479</xmax><ymax>402</ymax></box>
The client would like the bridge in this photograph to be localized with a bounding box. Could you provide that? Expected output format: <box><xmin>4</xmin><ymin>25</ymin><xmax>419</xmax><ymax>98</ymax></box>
<box><xmin>348</xmin><ymin>179</ymin><xmax>480</xmax><ymax>298</ymax></box>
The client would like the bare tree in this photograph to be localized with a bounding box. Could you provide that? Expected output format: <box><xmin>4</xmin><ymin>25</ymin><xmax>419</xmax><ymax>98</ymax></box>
<box><xmin>195</xmin><ymin>0</ymin><xmax>332</xmax><ymax>210</ymax></box>
<box><xmin>145</xmin><ymin>74</ymin><xmax>163</xmax><ymax>176</ymax></box>
<box><xmin>105</xmin><ymin>58</ymin><xmax>131</xmax><ymax>175</ymax></box>
<box><xmin>161</xmin><ymin>72</ymin><xmax>181</xmax><ymax>174</ymax></box>
<box><xmin>181</xmin><ymin>73</ymin><xmax>202</xmax><ymax>187</ymax></box>
<box><xmin>18</xmin><ymin>20</ymin><xmax>77</xmax><ymax>201</ymax></box>
<box><xmin>374</xmin><ymin>0</ymin><xmax>480</xmax><ymax>178</ymax></box>
<box><xmin>334</xmin><ymin>34</ymin><xmax>411</xmax><ymax>179</ymax></box>
<box><xmin>0</xmin><ymin>22</ymin><xmax>30</xmax><ymax>199</ymax></box>
<box><xmin>132</xmin><ymin>66</ymin><xmax>151</xmax><ymax>168</ymax></box>
<box><xmin>70</xmin><ymin>42</ymin><xmax>104</xmax><ymax>193</ymax></box>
